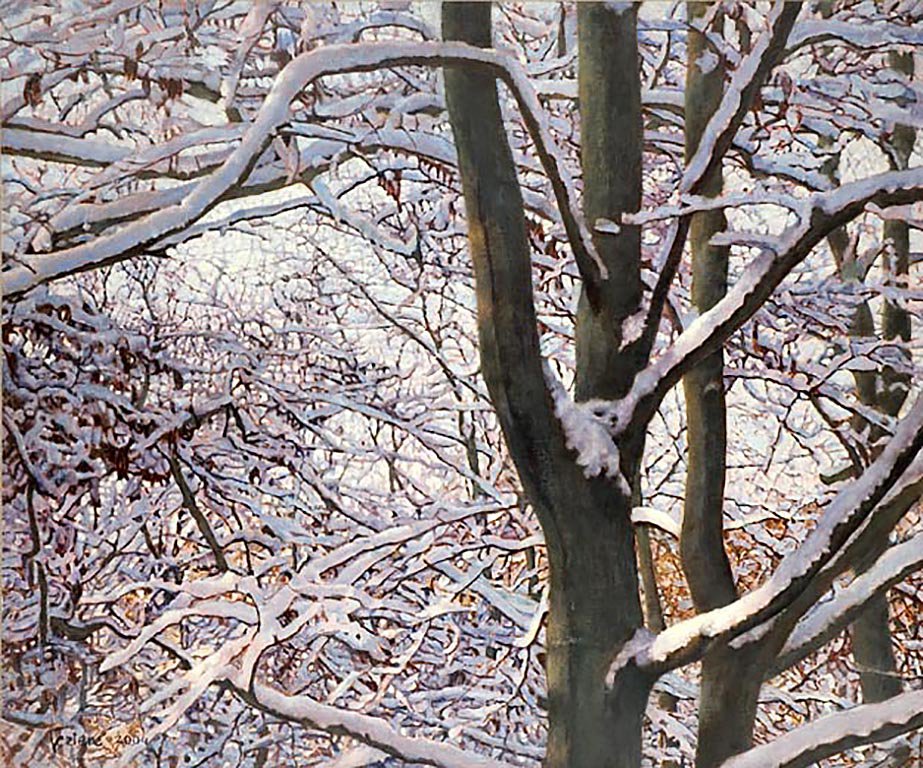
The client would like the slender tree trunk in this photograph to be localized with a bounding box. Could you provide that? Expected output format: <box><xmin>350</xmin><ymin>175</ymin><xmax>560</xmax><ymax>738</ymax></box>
<box><xmin>680</xmin><ymin>6</ymin><xmax>766</xmax><ymax>767</ymax></box>
<box><xmin>442</xmin><ymin>6</ymin><xmax>651</xmax><ymax>766</ymax></box>
<box><xmin>849</xmin><ymin>49</ymin><xmax>914</xmax><ymax>705</ymax></box>
<box><xmin>681</xmin><ymin>1</ymin><xmax>736</xmax><ymax>618</ymax></box>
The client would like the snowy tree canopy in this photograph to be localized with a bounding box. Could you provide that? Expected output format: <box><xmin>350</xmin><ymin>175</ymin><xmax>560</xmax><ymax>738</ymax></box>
<box><xmin>2</xmin><ymin>2</ymin><xmax>922</xmax><ymax>768</ymax></box>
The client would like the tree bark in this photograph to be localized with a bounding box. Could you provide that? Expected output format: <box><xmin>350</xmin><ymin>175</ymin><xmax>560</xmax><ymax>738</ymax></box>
<box><xmin>575</xmin><ymin>2</ymin><xmax>644</xmax><ymax>403</ymax></box>
<box><xmin>442</xmin><ymin>5</ymin><xmax>651</xmax><ymax>767</ymax></box>
<box><xmin>849</xmin><ymin>49</ymin><xmax>914</xmax><ymax>705</ymax></box>
<box><xmin>679</xmin><ymin>7</ymin><xmax>761</xmax><ymax>767</ymax></box>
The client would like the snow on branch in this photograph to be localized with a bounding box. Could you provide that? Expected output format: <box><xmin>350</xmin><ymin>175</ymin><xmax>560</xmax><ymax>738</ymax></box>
<box><xmin>680</xmin><ymin>1</ymin><xmax>800</xmax><ymax>195</ymax></box>
<box><xmin>2</xmin><ymin>127</ymin><xmax>132</xmax><ymax>167</ymax></box>
<box><xmin>231</xmin><ymin>680</ymin><xmax>518</xmax><ymax>768</ymax></box>
<box><xmin>3</xmin><ymin>40</ymin><xmax>601</xmax><ymax>298</ymax></box>
<box><xmin>721</xmin><ymin>689</ymin><xmax>923</xmax><ymax>768</ymax></box>
<box><xmin>788</xmin><ymin>19</ymin><xmax>923</xmax><ymax>52</ymax></box>
<box><xmin>630</xmin><ymin>3</ymin><xmax>799</xmax><ymax>360</ymax></box>
<box><xmin>777</xmin><ymin>529</ymin><xmax>923</xmax><ymax>672</ymax></box>
<box><xmin>614</xmin><ymin>166</ymin><xmax>923</xmax><ymax>437</ymax></box>
<box><xmin>220</xmin><ymin>1</ymin><xmax>278</xmax><ymax>112</ymax></box>
<box><xmin>607</xmin><ymin>394</ymin><xmax>923</xmax><ymax>677</ymax></box>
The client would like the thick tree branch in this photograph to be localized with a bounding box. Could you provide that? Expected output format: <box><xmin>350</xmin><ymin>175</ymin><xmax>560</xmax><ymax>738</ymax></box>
<box><xmin>720</xmin><ymin>689</ymin><xmax>923</xmax><ymax>768</ymax></box>
<box><xmin>607</xmin><ymin>394</ymin><xmax>923</xmax><ymax>677</ymax></box>
<box><xmin>774</xmin><ymin>526</ymin><xmax>923</xmax><ymax>674</ymax></box>
<box><xmin>3</xmin><ymin>40</ymin><xmax>600</xmax><ymax>299</ymax></box>
<box><xmin>615</xmin><ymin>167</ymin><xmax>923</xmax><ymax>439</ymax></box>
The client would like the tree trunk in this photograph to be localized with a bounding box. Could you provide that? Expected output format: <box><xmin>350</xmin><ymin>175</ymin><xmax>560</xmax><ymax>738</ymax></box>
<box><xmin>442</xmin><ymin>5</ymin><xmax>651</xmax><ymax>767</ymax></box>
<box><xmin>544</xmin><ymin>504</ymin><xmax>651</xmax><ymax>768</ymax></box>
<box><xmin>848</xmin><ymin>51</ymin><xmax>915</xmax><ymax>705</ymax></box>
<box><xmin>575</xmin><ymin>1</ymin><xmax>644</xmax><ymax>402</ymax></box>
<box><xmin>679</xmin><ymin>6</ymin><xmax>760</xmax><ymax>767</ymax></box>
<box><xmin>695</xmin><ymin>644</ymin><xmax>766</xmax><ymax>768</ymax></box>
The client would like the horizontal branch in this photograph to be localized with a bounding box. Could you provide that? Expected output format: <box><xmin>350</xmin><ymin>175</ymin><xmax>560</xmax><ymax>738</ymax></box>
<box><xmin>787</xmin><ymin>19</ymin><xmax>923</xmax><ymax>53</ymax></box>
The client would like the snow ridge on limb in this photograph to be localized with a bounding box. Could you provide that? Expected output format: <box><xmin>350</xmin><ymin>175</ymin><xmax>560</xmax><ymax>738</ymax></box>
<box><xmin>720</xmin><ymin>689</ymin><xmax>923</xmax><ymax>768</ymax></box>
<box><xmin>681</xmin><ymin>1</ymin><xmax>802</xmax><ymax>195</ymax></box>
<box><xmin>230</xmin><ymin>680</ymin><xmax>518</xmax><ymax>768</ymax></box>
<box><xmin>614</xmin><ymin>166</ymin><xmax>923</xmax><ymax>437</ymax></box>
<box><xmin>3</xmin><ymin>41</ymin><xmax>601</xmax><ymax>298</ymax></box>
<box><xmin>777</xmin><ymin>529</ymin><xmax>923</xmax><ymax>673</ymax></box>
<box><xmin>633</xmin><ymin>1</ymin><xmax>800</xmax><ymax>360</ymax></box>
<box><xmin>787</xmin><ymin>19</ymin><xmax>923</xmax><ymax>53</ymax></box>
<box><xmin>607</xmin><ymin>394</ymin><xmax>923</xmax><ymax>678</ymax></box>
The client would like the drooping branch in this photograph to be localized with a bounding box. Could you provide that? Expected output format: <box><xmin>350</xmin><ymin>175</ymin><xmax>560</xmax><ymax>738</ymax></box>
<box><xmin>230</xmin><ymin>680</ymin><xmax>517</xmax><ymax>768</ymax></box>
<box><xmin>3</xmin><ymin>40</ymin><xmax>601</xmax><ymax>299</ymax></box>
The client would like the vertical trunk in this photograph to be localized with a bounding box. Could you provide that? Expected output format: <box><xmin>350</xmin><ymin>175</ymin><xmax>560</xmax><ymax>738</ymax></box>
<box><xmin>575</xmin><ymin>2</ymin><xmax>644</xmax><ymax>402</ymax></box>
<box><xmin>442</xmin><ymin>6</ymin><xmax>651</xmax><ymax>767</ymax></box>
<box><xmin>694</xmin><ymin>644</ymin><xmax>767</xmax><ymax>768</ymax></box>
<box><xmin>850</xmin><ymin>587</ymin><xmax>902</xmax><ymax>701</ymax></box>
<box><xmin>680</xmin><ymin>6</ymin><xmax>761</xmax><ymax>767</ymax></box>
<box><xmin>680</xmin><ymin>1</ymin><xmax>736</xmax><ymax>617</ymax></box>
<box><xmin>544</xmin><ymin>506</ymin><xmax>650</xmax><ymax>768</ymax></box>
<box><xmin>849</xmin><ymin>49</ymin><xmax>914</xmax><ymax>705</ymax></box>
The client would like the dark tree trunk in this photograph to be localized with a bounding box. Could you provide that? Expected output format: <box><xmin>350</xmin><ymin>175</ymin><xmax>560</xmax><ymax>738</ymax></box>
<box><xmin>575</xmin><ymin>2</ymin><xmax>644</xmax><ymax>402</ymax></box>
<box><xmin>442</xmin><ymin>5</ymin><xmax>651</xmax><ymax>766</ymax></box>
<box><xmin>679</xmin><ymin>7</ymin><xmax>763</xmax><ymax>768</ymax></box>
<box><xmin>694</xmin><ymin>644</ymin><xmax>767</xmax><ymax>768</ymax></box>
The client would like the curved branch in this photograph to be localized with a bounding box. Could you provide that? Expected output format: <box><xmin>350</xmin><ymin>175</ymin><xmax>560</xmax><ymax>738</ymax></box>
<box><xmin>231</xmin><ymin>680</ymin><xmax>517</xmax><ymax>768</ymax></box>
<box><xmin>616</xmin><ymin>166</ymin><xmax>923</xmax><ymax>438</ymax></box>
<box><xmin>775</xmin><ymin>526</ymin><xmax>923</xmax><ymax>674</ymax></box>
<box><xmin>3</xmin><ymin>40</ymin><xmax>600</xmax><ymax>298</ymax></box>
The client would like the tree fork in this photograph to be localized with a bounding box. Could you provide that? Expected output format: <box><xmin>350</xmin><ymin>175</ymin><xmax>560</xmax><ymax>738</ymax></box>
<box><xmin>442</xmin><ymin>4</ymin><xmax>650</xmax><ymax>766</ymax></box>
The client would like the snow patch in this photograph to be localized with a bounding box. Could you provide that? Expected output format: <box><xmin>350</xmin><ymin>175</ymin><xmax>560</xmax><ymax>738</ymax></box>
<box><xmin>604</xmin><ymin>1</ymin><xmax>633</xmax><ymax>15</ymax></box>
<box><xmin>594</xmin><ymin>217</ymin><xmax>622</xmax><ymax>235</ymax></box>
<box><xmin>544</xmin><ymin>364</ymin><xmax>631</xmax><ymax>495</ymax></box>
<box><xmin>696</xmin><ymin>50</ymin><xmax>719</xmax><ymax>75</ymax></box>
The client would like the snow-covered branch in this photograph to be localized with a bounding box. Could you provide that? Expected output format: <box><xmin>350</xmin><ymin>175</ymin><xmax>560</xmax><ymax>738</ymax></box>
<box><xmin>616</xmin><ymin>167</ymin><xmax>923</xmax><ymax>437</ymax></box>
<box><xmin>231</xmin><ymin>680</ymin><xmax>518</xmax><ymax>768</ymax></box>
<box><xmin>3</xmin><ymin>40</ymin><xmax>599</xmax><ymax>298</ymax></box>
<box><xmin>632</xmin><ymin>2</ymin><xmax>800</xmax><ymax>360</ymax></box>
<box><xmin>788</xmin><ymin>19</ymin><xmax>923</xmax><ymax>53</ymax></box>
<box><xmin>721</xmin><ymin>689</ymin><xmax>923</xmax><ymax>768</ymax></box>
<box><xmin>777</xmin><ymin>529</ymin><xmax>923</xmax><ymax>672</ymax></box>
<box><xmin>607</xmin><ymin>393</ymin><xmax>923</xmax><ymax>676</ymax></box>
<box><xmin>680</xmin><ymin>1</ymin><xmax>801</xmax><ymax>195</ymax></box>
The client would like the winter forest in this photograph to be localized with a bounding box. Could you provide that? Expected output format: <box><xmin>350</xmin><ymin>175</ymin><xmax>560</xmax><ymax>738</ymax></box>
<box><xmin>1</xmin><ymin>1</ymin><xmax>922</xmax><ymax>767</ymax></box>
